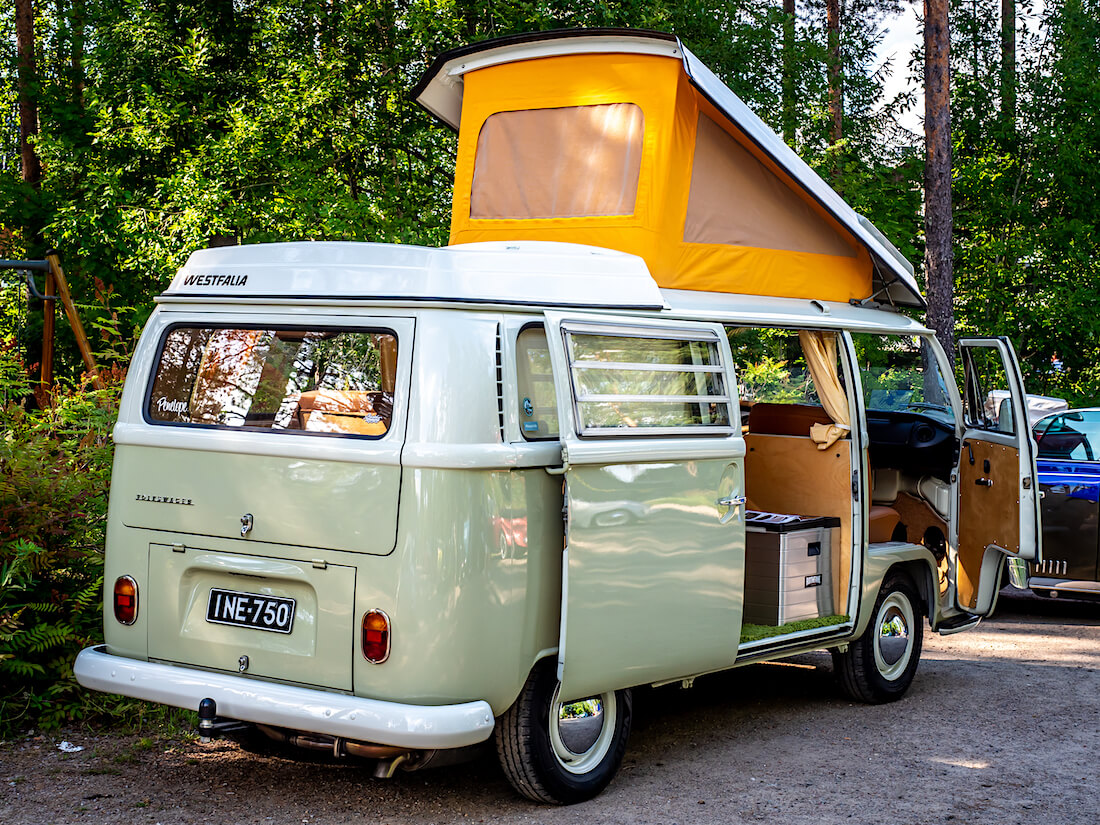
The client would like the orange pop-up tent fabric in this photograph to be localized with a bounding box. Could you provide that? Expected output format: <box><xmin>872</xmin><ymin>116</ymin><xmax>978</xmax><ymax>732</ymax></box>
<box><xmin>449</xmin><ymin>52</ymin><xmax>873</xmax><ymax>303</ymax></box>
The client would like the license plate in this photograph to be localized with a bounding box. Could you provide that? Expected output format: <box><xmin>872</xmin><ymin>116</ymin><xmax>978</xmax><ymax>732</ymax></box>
<box><xmin>206</xmin><ymin>588</ymin><xmax>296</xmax><ymax>634</ymax></box>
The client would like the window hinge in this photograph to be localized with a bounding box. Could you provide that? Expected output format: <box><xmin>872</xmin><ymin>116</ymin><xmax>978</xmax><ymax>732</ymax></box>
<box><xmin>852</xmin><ymin>470</ymin><xmax>860</xmax><ymax>499</ymax></box>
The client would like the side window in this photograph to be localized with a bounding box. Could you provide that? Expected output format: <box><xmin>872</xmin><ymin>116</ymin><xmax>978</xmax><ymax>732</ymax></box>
<box><xmin>960</xmin><ymin>345</ymin><xmax>1016</xmax><ymax>434</ymax></box>
<box><xmin>562</xmin><ymin>326</ymin><xmax>733</xmax><ymax>436</ymax></box>
<box><xmin>516</xmin><ymin>326</ymin><xmax>559</xmax><ymax>441</ymax></box>
<box><xmin>1036</xmin><ymin>411</ymin><xmax>1100</xmax><ymax>461</ymax></box>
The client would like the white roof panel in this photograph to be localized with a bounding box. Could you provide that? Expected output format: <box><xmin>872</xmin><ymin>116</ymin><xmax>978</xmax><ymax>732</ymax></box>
<box><xmin>161</xmin><ymin>240</ymin><xmax>669</xmax><ymax>309</ymax></box>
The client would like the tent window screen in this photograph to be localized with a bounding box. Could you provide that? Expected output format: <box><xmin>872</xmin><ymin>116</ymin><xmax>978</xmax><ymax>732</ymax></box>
<box><xmin>471</xmin><ymin>103</ymin><xmax>644</xmax><ymax>219</ymax></box>
<box><xmin>563</xmin><ymin>326</ymin><xmax>733</xmax><ymax>437</ymax></box>
<box><xmin>683</xmin><ymin>115</ymin><xmax>855</xmax><ymax>258</ymax></box>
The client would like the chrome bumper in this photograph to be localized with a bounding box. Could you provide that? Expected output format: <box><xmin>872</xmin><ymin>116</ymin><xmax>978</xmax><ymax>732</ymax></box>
<box><xmin>74</xmin><ymin>646</ymin><xmax>495</xmax><ymax>749</ymax></box>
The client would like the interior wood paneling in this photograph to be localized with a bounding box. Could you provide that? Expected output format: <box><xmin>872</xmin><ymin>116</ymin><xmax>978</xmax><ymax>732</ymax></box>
<box><xmin>744</xmin><ymin>433</ymin><xmax>853</xmax><ymax>609</ymax></box>
<box><xmin>956</xmin><ymin>439</ymin><xmax>1021</xmax><ymax>609</ymax></box>
<box><xmin>891</xmin><ymin>491</ymin><xmax>949</xmax><ymax>594</ymax></box>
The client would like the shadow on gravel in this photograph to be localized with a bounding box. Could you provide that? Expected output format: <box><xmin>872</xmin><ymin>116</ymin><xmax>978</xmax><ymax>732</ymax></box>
<box><xmin>995</xmin><ymin>587</ymin><xmax>1100</xmax><ymax>622</ymax></box>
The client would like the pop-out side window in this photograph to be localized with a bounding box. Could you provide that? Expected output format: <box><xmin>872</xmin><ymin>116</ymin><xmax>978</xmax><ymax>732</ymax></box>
<box><xmin>563</xmin><ymin>327</ymin><xmax>733</xmax><ymax>436</ymax></box>
<box><xmin>147</xmin><ymin>326</ymin><xmax>398</xmax><ymax>438</ymax></box>
<box><xmin>516</xmin><ymin>326</ymin><xmax>560</xmax><ymax>441</ymax></box>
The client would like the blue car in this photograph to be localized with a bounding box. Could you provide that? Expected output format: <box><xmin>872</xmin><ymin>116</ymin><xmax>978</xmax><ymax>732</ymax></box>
<box><xmin>1033</xmin><ymin>409</ymin><xmax>1100</xmax><ymax>599</ymax></box>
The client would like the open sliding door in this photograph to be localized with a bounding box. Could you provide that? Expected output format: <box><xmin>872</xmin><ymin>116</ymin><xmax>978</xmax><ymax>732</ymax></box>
<box><xmin>955</xmin><ymin>337</ymin><xmax>1041</xmax><ymax>615</ymax></box>
<box><xmin>544</xmin><ymin>312</ymin><xmax>746</xmax><ymax>702</ymax></box>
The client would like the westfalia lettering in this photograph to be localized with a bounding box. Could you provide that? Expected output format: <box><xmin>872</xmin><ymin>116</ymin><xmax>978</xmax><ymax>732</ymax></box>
<box><xmin>135</xmin><ymin>494</ymin><xmax>194</xmax><ymax>506</ymax></box>
<box><xmin>181</xmin><ymin>273</ymin><xmax>248</xmax><ymax>287</ymax></box>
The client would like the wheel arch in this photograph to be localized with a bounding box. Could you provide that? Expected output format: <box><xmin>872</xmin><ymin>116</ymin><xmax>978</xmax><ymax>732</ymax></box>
<box><xmin>857</xmin><ymin>546</ymin><xmax>940</xmax><ymax>637</ymax></box>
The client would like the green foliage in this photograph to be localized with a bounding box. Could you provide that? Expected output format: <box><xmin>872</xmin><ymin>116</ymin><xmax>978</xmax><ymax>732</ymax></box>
<box><xmin>0</xmin><ymin>343</ymin><xmax>121</xmax><ymax>736</ymax></box>
<box><xmin>952</xmin><ymin>0</ymin><xmax>1100</xmax><ymax>406</ymax></box>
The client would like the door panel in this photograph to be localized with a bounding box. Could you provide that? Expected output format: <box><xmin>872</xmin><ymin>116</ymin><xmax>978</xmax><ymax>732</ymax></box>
<box><xmin>955</xmin><ymin>338</ymin><xmax>1041</xmax><ymax>614</ymax></box>
<box><xmin>544</xmin><ymin>312</ymin><xmax>746</xmax><ymax>701</ymax></box>
<box><xmin>956</xmin><ymin>439</ymin><xmax>1022</xmax><ymax>609</ymax></box>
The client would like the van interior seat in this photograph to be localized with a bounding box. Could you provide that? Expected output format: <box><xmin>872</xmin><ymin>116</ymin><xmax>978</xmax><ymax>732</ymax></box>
<box><xmin>295</xmin><ymin>389</ymin><xmax>391</xmax><ymax>435</ymax></box>
<box><xmin>747</xmin><ymin>402</ymin><xmax>836</xmax><ymax>436</ymax></box>
<box><xmin>868</xmin><ymin>504</ymin><xmax>902</xmax><ymax>543</ymax></box>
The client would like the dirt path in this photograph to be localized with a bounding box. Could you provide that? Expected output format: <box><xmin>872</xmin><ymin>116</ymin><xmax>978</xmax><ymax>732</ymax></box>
<box><xmin>4</xmin><ymin>590</ymin><xmax>1099</xmax><ymax>825</ymax></box>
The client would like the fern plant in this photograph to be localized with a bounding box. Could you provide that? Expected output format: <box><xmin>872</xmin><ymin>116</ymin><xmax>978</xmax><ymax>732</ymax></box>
<box><xmin>0</xmin><ymin>348</ymin><xmax>120</xmax><ymax>737</ymax></box>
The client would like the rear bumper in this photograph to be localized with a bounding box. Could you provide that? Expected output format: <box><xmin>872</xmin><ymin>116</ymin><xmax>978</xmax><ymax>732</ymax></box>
<box><xmin>75</xmin><ymin>645</ymin><xmax>495</xmax><ymax>749</ymax></box>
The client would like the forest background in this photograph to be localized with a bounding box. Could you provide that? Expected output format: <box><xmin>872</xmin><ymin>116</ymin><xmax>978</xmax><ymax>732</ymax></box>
<box><xmin>1</xmin><ymin>0</ymin><xmax>1098</xmax><ymax>735</ymax></box>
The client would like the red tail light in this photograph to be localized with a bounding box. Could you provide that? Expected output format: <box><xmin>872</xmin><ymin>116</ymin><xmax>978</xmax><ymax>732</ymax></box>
<box><xmin>361</xmin><ymin>609</ymin><xmax>391</xmax><ymax>664</ymax></box>
<box><xmin>113</xmin><ymin>576</ymin><xmax>138</xmax><ymax>625</ymax></box>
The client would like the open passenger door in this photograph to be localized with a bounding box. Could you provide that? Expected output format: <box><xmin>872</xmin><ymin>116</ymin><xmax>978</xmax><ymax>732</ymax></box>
<box><xmin>955</xmin><ymin>337</ymin><xmax>1041</xmax><ymax>615</ymax></box>
<box><xmin>543</xmin><ymin>312</ymin><xmax>747</xmax><ymax>702</ymax></box>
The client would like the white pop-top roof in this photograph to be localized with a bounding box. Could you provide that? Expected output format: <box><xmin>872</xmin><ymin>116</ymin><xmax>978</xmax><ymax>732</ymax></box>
<box><xmin>161</xmin><ymin>240</ymin><xmax>668</xmax><ymax>309</ymax></box>
<box><xmin>413</xmin><ymin>28</ymin><xmax>924</xmax><ymax>310</ymax></box>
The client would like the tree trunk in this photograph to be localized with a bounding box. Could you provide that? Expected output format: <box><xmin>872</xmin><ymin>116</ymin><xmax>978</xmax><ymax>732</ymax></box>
<box><xmin>826</xmin><ymin>0</ymin><xmax>842</xmax><ymax>146</ymax></box>
<box><xmin>924</xmin><ymin>0</ymin><xmax>954</xmax><ymax>363</ymax></box>
<box><xmin>1001</xmin><ymin>0</ymin><xmax>1016</xmax><ymax>129</ymax></box>
<box><xmin>782</xmin><ymin>0</ymin><xmax>797</xmax><ymax>146</ymax></box>
<box><xmin>15</xmin><ymin>0</ymin><xmax>42</xmax><ymax>191</ymax></box>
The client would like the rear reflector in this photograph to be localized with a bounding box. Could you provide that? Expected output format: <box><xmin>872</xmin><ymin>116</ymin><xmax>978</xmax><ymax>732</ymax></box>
<box><xmin>361</xmin><ymin>609</ymin><xmax>391</xmax><ymax>664</ymax></box>
<box><xmin>114</xmin><ymin>576</ymin><xmax>138</xmax><ymax>625</ymax></box>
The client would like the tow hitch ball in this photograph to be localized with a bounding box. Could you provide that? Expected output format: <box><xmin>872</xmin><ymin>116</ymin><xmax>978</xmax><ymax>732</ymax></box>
<box><xmin>198</xmin><ymin>697</ymin><xmax>217</xmax><ymax>743</ymax></box>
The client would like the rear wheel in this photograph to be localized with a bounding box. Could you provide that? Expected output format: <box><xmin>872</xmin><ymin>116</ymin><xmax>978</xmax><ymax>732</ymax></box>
<box><xmin>833</xmin><ymin>573</ymin><xmax>924</xmax><ymax>703</ymax></box>
<box><xmin>495</xmin><ymin>660</ymin><xmax>632</xmax><ymax>804</ymax></box>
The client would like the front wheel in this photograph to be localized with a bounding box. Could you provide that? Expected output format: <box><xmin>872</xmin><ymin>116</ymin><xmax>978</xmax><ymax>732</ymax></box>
<box><xmin>495</xmin><ymin>661</ymin><xmax>632</xmax><ymax>804</ymax></box>
<box><xmin>833</xmin><ymin>573</ymin><xmax>924</xmax><ymax>703</ymax></box>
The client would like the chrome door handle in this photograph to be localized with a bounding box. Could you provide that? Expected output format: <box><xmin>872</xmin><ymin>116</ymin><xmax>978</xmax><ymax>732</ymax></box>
<box><xmin>975</xmin><ymin>478</ymin><xmax>994</xmax><ymax>487</ymax></box>
<box><xmin>717</xmin><ymin>495</ymin><xmax>747</xmax><ymax>507</ymax></box>
<box><xmin>717</xmin><ymin>495</ymin><xmax>746</xmax><ymax>525</ymax></box>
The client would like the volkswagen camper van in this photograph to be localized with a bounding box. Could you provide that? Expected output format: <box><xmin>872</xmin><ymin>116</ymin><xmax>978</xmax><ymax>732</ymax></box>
<box><xmin>76</xmin><ymin>29</ymin><xmax>1041</xmax><ymax>804</ymax></box>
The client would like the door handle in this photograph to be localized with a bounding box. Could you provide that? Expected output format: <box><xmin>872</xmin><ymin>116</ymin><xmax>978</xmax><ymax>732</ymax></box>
<box><xmin>717</xmin><ymin>495</ymin><xmax>746</xmax><ymax>524</ymax></box>
<box><xmin>717</xmin><ymin>495</ymin><xmax>747</xmax><ymax>508</ymax></box>
<box><xmin>975</xmin><ymin>478</ymin><xmax>994</xmax><ymax>487</ymax></box>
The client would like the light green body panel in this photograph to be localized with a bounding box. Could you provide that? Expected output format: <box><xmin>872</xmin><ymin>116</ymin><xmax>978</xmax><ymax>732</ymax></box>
<box><xmin>104</xmin><ymin>463</ymin><xmax>563</xmax><ymax>715</ymax></box>
<box><xmin>559</xmin><ymin>456</ymin><xmax>746</xmax><ymax>700</ymax></box>
<box><xmin>351</xmin><ymin>466</ymin><xmax>563</xmax><ymax>714</ymax></box>
<box><xmin>147</xmin><ymin>544</ymin><xmax>355</xmax><ymax>690</ymax></box>
<box><xmin>112</xmin><ymin>445</ymin><xmax>400</xmax><ymax>556</ymax></box>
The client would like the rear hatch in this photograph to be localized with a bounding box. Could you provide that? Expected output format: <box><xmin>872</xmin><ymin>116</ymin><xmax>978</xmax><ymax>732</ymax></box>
<box><xmin>119</xmin><ymin>319</ymin><xmax>411</xmax><ymax>555</ymax></box>
<box><xmin>118</xmin><ymin>316</ymin><xmax>412</xmax><ymax>687</ymax></box>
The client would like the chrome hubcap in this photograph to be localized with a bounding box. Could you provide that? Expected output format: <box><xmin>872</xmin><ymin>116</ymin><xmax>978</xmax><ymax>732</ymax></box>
<box><xmin>873</xmin><ymin>592</ymin><xmax>914</xmax><ymax>681</ymax></box>
<box><xmin>549</xmin><ymin>685</ymin><xmax>616</xmax><ymax>774</ymax></box>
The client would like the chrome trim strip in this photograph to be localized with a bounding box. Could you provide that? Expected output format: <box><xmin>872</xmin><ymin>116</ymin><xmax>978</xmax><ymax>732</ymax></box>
<box><xmin>75</xmin><ymin>646</ymin><xmax>494</xmax><ymax>748</ymax></box>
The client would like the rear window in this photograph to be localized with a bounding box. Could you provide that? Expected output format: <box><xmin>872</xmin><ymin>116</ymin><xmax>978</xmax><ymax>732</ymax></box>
<box><xmin>147</xmin><ymin>326</ymin><xmax>398</xmax><ymax>438</ymax></box>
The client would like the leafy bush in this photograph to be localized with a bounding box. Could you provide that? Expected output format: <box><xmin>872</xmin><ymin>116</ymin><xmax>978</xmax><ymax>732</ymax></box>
<box><xmin>0</xmin><ymin>341</ymin><xmax>122</xmax><ymax>736</ymax></box>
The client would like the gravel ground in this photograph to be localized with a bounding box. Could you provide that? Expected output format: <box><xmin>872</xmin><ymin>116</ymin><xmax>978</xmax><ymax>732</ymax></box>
<box><xmin>3</xmin><ymin>589</ymin><xmax>1099</xmax><ymax>825</ymax></box>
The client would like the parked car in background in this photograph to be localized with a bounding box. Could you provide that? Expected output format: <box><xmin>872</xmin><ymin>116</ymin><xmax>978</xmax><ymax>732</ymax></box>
<box><xmin>1033</xmin><ymin>409</ymin><xmax>1100</xmax><ymax>599</ymax></box>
